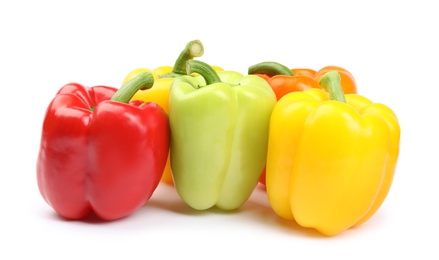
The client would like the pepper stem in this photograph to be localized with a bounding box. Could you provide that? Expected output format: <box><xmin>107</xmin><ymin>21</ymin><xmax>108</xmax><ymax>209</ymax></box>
<box><xmin>248</xmin><ymin>61</ymin><xmax>294</xmax><ymax>76</ymax></box>
<box><xmin>111</xmin><ymin>72</ymin><xmax>154</xmax><ymax>103</ymax></box>
<box><xmin>187</xmin><ymin>60</ymin><xmax>221</xmax><ymax>85</ymax></box>
<box><xmin>161</xmin><ymin>40</ymin><xmax>205</xmax><ymax>78</ymax></box>
<box><xmin>319</xmin><ymin>71</ymin><xmax>346</xmax><ymax>103</ymax></box>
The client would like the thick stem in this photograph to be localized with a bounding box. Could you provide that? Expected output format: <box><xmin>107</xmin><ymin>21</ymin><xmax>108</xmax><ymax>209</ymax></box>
<box><xmin>111</xmin><ymin>72</ymin><xmax>154</xmax><ymax>103</ymax></box>
<box><xmin>319</xmin><ymin>71</ymin><xmax>346</xmax><ymax>103</ymax></box>
<box><xmin>161</xmin><ymin>40</ymin><xmax>204</xmax><ymax>78</ymax></box>
<box><xmin>187</xmin><ymin>60</ymin><xmax>221</xmax><ymax>85</ymax></box>
<box><xmin>248</xmin><ymin>61</ymin><xmax>294</xmax><ymax>76</ymax></box>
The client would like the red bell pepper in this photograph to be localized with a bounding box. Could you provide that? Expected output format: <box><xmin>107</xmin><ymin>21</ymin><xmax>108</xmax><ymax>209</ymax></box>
<box><xmin>36</xmin><ymin>72</ymin><xmax>169</xmax><ymax>221</ymax></box>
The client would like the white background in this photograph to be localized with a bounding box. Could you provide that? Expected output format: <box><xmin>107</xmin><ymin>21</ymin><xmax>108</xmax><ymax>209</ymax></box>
<box><xmin>1</xmin><ymin>0</ymin><xmax>438</xmax><ymax>259</ymax></box>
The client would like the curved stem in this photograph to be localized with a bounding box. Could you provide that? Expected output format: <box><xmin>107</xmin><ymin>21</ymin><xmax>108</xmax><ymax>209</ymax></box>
<box><xmin>161</xmin><ymin>40</ymin><xmax>204</xmax><ymax>78</ymax></box>
<box><xmin>187</xmin><ymin>60</ymin><xmax>221</xmax><ymax>85</ymax></box>
<box><xmin>111</xmin><ymin>72</ymin><xmax>154</xmax><ymax>103</ymax></box>
<box><xmin>319</xmin><ymin>71</ymin><xmax>346</xmax><ymax>103</ymax></box>
<box><xmin>248</xmin><ymin>61</ymin><xmax>294</xmax><ymax>76</ymax></box>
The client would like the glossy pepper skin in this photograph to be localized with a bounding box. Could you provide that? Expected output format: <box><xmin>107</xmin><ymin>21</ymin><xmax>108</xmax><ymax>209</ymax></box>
<box><xmin>36</xmin><ymin>72</ymin><xmax>170</xmax><ymax>220</ymax></box>
<box><xmin>122</xmin><ymin>40</ymin><xmax>222</xmax><ymax>185</ymax></box>
<box><xmin>169</xmin><ymin>60</ymin><xmax>276</xmax><ymax>210</ymax></box>
<box><xmin>266</xmin><ymin>71</ymin><xmax>400</xmax><ymax>236</ymax></box>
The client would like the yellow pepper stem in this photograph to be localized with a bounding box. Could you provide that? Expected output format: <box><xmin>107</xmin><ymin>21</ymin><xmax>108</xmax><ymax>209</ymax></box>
<box><xmin>186</xmin><ymin>60</ymin><xmax>221</xmax><ymax>85</ymax></box>
<box><xmin>319</xmin><ymin>71</ymin><xmax>346</xmax><ymax>103</ymax></box>
<box><xmin>248</xmin><ymin>61</ymin><xmax>294</xmax><ymax>76</ymax></box>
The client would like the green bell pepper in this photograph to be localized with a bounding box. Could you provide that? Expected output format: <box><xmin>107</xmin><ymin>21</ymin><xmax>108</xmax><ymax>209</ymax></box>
<box><xmin>169</xmin><ymin>60</ymin><xmax>276</xmax><ymax>210</ymax></box>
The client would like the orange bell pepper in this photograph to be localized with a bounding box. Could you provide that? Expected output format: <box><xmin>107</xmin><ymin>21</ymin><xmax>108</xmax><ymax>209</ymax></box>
<box><xmin>248</xmin><ymin>61</ymin><xmax>357</xmax><ymax>100</ymax></box>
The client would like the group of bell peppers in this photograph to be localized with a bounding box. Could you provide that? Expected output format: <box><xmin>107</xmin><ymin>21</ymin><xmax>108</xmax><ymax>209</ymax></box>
<box><xmin>36</xmin><ymin>39</ymin><xmax>400</xmax><ymax>236</ymax></box>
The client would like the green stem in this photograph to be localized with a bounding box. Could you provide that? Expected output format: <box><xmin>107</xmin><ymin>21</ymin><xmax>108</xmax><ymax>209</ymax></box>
<box><xmin>319</xmin><ymin>71</ymin><xmax>346</xmax><ymax>103</ymax></box>
<box><xmin>161</xmin><ymin>40</ymin><xmax>205</xmax><ymax>78</ymax></box>
<box><xmin>248</xmin><ymin>61</ymin><xmax>294</xmax><ymax>76</ymax></box>
<box><xmin>111</xmin><ymin>72</ymin><xmax>154</xmax><ymax>103</ymax></box>
<box><xmin>187</xmin><ymin>60</ymin><xmax>221</xmax><ymax>85</ymax></box>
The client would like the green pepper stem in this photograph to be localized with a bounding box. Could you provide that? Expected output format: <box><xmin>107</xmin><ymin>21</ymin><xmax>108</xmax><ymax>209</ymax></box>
<box><xmin>248</xmin><ymin>61</ymin><xmax>294</xmax><ymax>76</ymax></box>
<box><xmin>187</xmin><ymin>60</ymin><xmax>221</xmax><ymax>85</ymax></box>
<box><xmin>111</xmin><ymin>72</ymin><xmax>154</xmax><ymax>103</ymax></box>
<box><xmin>319</xmin><ymin>71</ymin><xmax>346</xmax><ymax>103</ymax></box>
<box><xmin>161</xmin><ymin>40</ymin><xmax>204</xmax><ymax>78</ymax></box>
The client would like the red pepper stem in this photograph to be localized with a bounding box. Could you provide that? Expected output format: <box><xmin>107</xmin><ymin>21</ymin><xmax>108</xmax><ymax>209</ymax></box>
<box><xmin>187</xmin><ymin>60</ymin><xmax>221</xmax><ymax>85</ymax></box>
<box><xmin>169</xmin><ymin>40</ymin><xmax>204</xmax><ymax>76</ymax></box>
<box><xmin>111</xmin><ymin>72</ymin><xmax>154</xmax><ymax>103</ymax></box>
<box><xmin>248</xmin><ymin>61</ymin><xmax>294</xmax><ymax>76</ymax></box>
<box><xmin>319</xmin><ymin>71</ymin><xmax>346</xmax><ymax>103</ymax></box>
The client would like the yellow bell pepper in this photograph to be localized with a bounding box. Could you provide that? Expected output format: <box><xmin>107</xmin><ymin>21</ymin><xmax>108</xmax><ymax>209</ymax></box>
<box><xmin>122</xmin><ymin>66</ymin><xmax>174</xmax><ymax>185</ymax></box>
<box><xmin>122</xmin><ymin>40</ymin><xmax>222</xmax><ymax>185</ymax></box>
<box><xmin>265</xmin><ymin>71</ymin><xmax>400</xmax><ymax>236</ymax></box>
